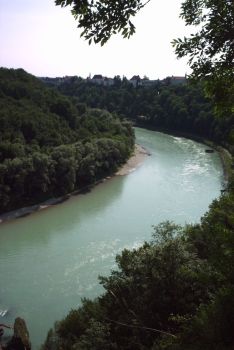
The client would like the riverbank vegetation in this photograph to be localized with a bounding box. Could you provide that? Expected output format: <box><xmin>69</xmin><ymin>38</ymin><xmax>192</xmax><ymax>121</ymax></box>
<box><xmin>41</xmin><ymin>0</ymin><xmax>234</xmax><ymax>349</ymax></box>
<box><xmin>41</xmin><ymin>70</ymin><xmax>234</xmax><ymax>350</ymax></box>
<box><xmin>42</xmin><ymin>187</ymin><xmax>234</xmax><ymax>350</ymax></box>
<box><xmin>46</xmin><ymin>78</ymin><xmax>233</xmax><ymax>153</ymax></box>
<box><xmin>0</xmin><ymin>68</ymin><xmax>134</xmax><ymax>214</ymax></box>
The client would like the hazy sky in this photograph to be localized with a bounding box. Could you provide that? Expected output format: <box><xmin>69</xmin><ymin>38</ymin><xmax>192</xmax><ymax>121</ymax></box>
<box><xmin>0</xmin><ymin>0</ymin><xmax>193</xmax><ymax>79</ymax></box>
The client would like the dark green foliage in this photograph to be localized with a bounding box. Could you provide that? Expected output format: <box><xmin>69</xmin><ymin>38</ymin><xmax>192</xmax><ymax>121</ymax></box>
<box><xmin>54</xmin><ymin>78</ymin><xmax>233</xmax><ymax>150</ymax></box>
<box><xmin>0</xmin><ymin>68</ymin><xmax>134</xmax><ymax>214</ymax></box>
<box><xmin>55</xmin><ymin>0</ymin><xmax>148</xmax><ymax>45</ymax></box>
<box><xmin>172</xmin><ymin>0</ymin><xmax>234</xmax><ymax>117</ymax></box>
<box><xmin>42</xmin><ymin>190</ymin><xmax>234</xmax><ymax>349</ymax></box>
<box><xmin>55</xmin><ymin>0</ymin><xmax>234</xmax><ymax>116</ymax></box>
<box><xmin>47</xmin><ymin>2</ymin><xmax>234</xmax><ymax>348</ymax></box>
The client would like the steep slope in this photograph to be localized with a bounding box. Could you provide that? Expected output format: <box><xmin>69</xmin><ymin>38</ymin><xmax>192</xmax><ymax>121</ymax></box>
<box><xmin>0</xmin><ymin>68</ymin><xmax>134</xmax><ymax>213</ymax></box>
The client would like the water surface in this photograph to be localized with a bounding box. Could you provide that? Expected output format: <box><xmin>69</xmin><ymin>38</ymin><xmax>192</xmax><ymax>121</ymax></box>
<box><xmin>0</xmin><ymin>128</ymin><xmax>223</xmax><ymax>348</ymax></box>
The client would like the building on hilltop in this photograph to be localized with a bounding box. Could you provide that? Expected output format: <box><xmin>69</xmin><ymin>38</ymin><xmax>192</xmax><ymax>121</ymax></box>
<box><xmin>129</xmin><ymin>75</ymin><xmax>159</xmax><ymax>88</ymax></box>
<box><xmin>39</xmin><ymin>75</ymin><xmax>78</xmax><ymax>85</ymax></box>
<box><xmin>91</xmin><ymin>74</ymin><xmax>104</xmax><ymax>85</ymax></box>
<box><xmin>141</xmin><ymin>79</ymin><xmax>159</xmax><ymax>87</ymax></box>
<box><xmin>170</xmin><ymin>76</ymin><xmax>187</xmax><ymax>85</ymax></box>
<box><xmin>129</xmin><ymin>75</ymin><xmax>141</xmax><ymax>87</ymax></box>
<box><xmin>89</xmin><ymin>75</ymin><xmax>114</xmax><ymax>86</ymax></box>
<box><xmin>103</xmin><ymin>77</ymin><xmax>114</xmax><ymax>86</ymax></box>
<box><xmin>161</xmin><ymin>76</ymin><xmax>187</xmax><ymax>86</ymax></box>
<box><xmin>40</xmin><ymin>74</ymin><xmax>186</xmax><ymax>88</ymax></box>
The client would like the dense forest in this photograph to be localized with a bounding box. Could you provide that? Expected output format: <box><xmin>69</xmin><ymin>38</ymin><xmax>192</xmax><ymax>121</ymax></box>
<box><xmin>2</xmin><ymin>0</ymin><xmax>233</xmax><ymax>348</ymax></box>
<box><xmin>46</xmin><ymin>77</ymin><xmax>234</xmax><ymax>152</ymax></box>
<box><xmin>2</xmin><ymin>67</ymin><xmax>233</xmax><ymax>349</ymax></box>
<box><xmin>40</xmin><ymin>61</ymin><xmax>234</xmax><ymax>350</ymax></box>
<box><xmin>40</xmin><ymin>68</ymin><xmax>234</xmax><ymax>350</ymax></box>
<box><xmin>0</xmin><ymin>68</ymin><xmax>134</xmax><ymax>214</ymax></box>
<box><xmin>40</xmin><ymin>76</ymin><xmax>234</xmax><ymax>349</ymax></box>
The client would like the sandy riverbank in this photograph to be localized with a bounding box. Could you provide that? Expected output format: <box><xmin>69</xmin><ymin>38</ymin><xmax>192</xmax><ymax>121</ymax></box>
<box><xmin>116</xmin><ymin>144</ymin><xmax>150</xmax><ymax>176</ymax></box>
<box><xmin>0</xmin><ymin>144</ymin><xmax>150</xmax><ymax>224</ymax></box>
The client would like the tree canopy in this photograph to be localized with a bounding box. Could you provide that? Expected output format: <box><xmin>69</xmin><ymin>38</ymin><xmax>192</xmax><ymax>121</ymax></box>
<box><xmin>55</xmin><ymin>0</ymin><xmax>234</xmax><ymax>115</ymax></box>
<box><xmin>0</xmin><ymin>68</ymin><xmax>134</xmax><ymax>214</ymax></box>
<box><xmin>55</xmin><ymin>0</ymin><xmax>150</xmax><ymax>45</ymax></box>
<box><xmin>42</xmin><ymin>191</ymin><xmax>234</xmax><ymax>349</ymax></box>
<box><xmin>172</xmin><ymin>0</ymin><xmax>234</xmax><ymax>116</ymax></box>
<box><xmin>48</xmin><ymin>77</ymin><xmax>233</xmax><ymax>151</ymax></box>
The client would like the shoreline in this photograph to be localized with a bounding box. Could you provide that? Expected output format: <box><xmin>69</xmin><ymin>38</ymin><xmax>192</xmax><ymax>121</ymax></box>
<box><xmin>116</xmin><ymin>144</ymin><xmax>150</xmax><ymax>176</ymax></box>
<box><xmin>0</xmin><ymin>144</ymin><xmax>150</xmax><ymax>224</ymax></box>
<box><xmin>1</xmin><ymin>128</ymin><xmax>231</xmax><ymax>225</ymax></box>
<box><xmin>135</xmin><ymin>124</ymin><xmax>233</xmax><ymax>183</ymax></box>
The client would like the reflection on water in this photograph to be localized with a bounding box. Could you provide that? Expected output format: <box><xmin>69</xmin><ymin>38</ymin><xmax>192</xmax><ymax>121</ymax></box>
<box><xmin>0</xmin><ymin>128</ymin><xmax>223</xmax><ymax>349</ymax></box>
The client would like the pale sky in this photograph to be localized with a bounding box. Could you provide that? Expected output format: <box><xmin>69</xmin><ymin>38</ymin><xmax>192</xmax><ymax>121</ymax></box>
<box><xmin>0</xmin><ymin>0</ymin><xmax>193</xmax><ymax>79</ymax></box>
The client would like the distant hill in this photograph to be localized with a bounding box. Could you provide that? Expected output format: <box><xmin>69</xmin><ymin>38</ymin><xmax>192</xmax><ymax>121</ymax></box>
<box><xmin>51</xmin><ymin>76</ymin><xmax>233</xmax><ymax>150</ymax></box>
<box><xmin>0</xmin><ymin>68</ymin><xmax>134</xmax><ymax>214</ymax></box>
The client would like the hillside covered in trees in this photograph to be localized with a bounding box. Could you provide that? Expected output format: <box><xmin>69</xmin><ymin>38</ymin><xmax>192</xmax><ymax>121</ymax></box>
<box><xmin>0</xmin><ymin>68</ymin><xmax>134</xmax><ymax>214</ymax></box>
<box><xmin>40</xmin><ymin>75</ymin><xmax>234</xmax><ymax>350</ymax></box>
<box><xmin>2</xmin><ymin>67</ymin><xmax>233</xmax><ymax>349</ymax></box>
<box><xmin>40</xmin><ymin>29</ymin><xmax>234</xmax><ymax>350</ymax></box>
<box><xmin>11</xmin><ymin>0</ymin><xmax>233</xmax><ymax>348</ymax></box>
<box><xmin>47</xmin><ymin>77</ymin><xmax>233</xmax><ymax>151</ymax></box>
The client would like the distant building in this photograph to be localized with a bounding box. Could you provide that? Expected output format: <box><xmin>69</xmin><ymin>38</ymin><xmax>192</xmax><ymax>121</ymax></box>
<box><xmin>40</xmin><ymin>74</ymin><xmax>187</xmax><ymax>89</ymax></box>
<box><xmin>103</xmin><ymin>77</ymin><xmax>114</xmax><ymax>87</ymax></box>
<box><xmin>141</xmin><ymin>79</ymin><xmax>159</xmax><ymax>87</ymax></box>
<box><xmin>170</xmin><ymin>76</ymin><xmax>187</xmax><ymax>85</ymax></box>
<box><xmin>129</xmin><ymin>75</ymin><xmax>141</xmax><ymax>87</ymax></box>
<box><xmin>91</xmin><ymin>74</ymin><xmax>104</xmax><ymax>85</ymax></box>
<box><xmin>89</xmin><ymin>75</ymin><xmax>114</xmax><ymax>86</ymax></box>
<box><xmin>39</xmin><ymin>76</ymin><xmax>77</xmax><ymax>85</ymax></box>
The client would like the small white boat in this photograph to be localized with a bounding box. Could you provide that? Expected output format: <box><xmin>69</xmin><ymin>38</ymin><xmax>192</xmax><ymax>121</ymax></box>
<box><xmin>0</xmin><ymin>309</ymin><xmax>8</xmax><ymax>317</ymax></box>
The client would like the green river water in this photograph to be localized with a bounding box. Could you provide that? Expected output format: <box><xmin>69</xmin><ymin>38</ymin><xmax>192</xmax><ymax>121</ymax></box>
<box><xmin>0</xmin><ymin>128</ymin><xmax>223</xmax><ymax>348</ymax></box>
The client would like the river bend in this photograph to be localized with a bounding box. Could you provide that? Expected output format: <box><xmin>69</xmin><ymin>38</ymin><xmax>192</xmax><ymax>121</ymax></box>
<box><xmin>0</xmin><ymin>128</ymin><xmax>223</xmax><ymax>348</ymax></box>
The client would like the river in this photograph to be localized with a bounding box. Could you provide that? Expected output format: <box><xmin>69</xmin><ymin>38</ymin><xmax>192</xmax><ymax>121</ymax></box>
<box><xmin>0</xmin><ymin>128</ymin><xmax>223</xmax><ymax>348</ymax></box>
